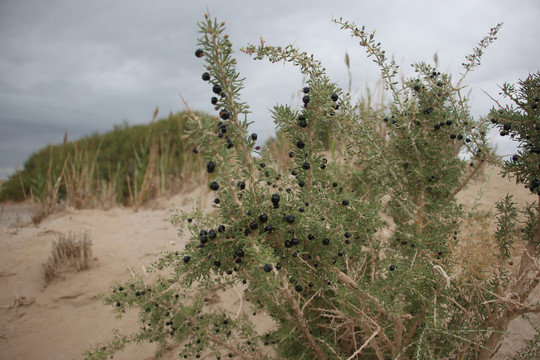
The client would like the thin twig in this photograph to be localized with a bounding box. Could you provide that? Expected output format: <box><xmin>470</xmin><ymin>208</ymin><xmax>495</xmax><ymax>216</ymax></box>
<box><xmin>432</xmin><ymin>264</ymin><xmax>461</xmax><ymax>288</ymax></box>
<box><xmin>283</xmin><ymin>276</ymin><xmax>327</xmax><ymax>360</ymax></box>
<box><xmin>233</xmin><ymin>286</ymin><xmax>243</xmax><ymax>319</ymax></box>
<box><xmin>346</xmin><ymin>327</ymin><xmax>380</xmax><ymax>360</ymax></box>
<box><xmin>208</xmin><ymin>334</ymin><xmax>252</xmax><ymax>360</ymax></box>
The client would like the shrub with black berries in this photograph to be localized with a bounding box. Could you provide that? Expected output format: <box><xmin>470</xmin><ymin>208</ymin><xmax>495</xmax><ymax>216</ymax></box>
<box><xmin>489</xmin><ymin>72</ymin><xmax>540</xmax><ymax>198</ymax></box>
<box><xmin>86</xmin><ymin>14</ymin><xmax>540</xmax><ymax>360</ymax></box>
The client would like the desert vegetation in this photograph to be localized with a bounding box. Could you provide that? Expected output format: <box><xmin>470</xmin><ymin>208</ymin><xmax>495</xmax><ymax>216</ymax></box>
<box><xmin>0</xmin><ymin>10</ymin><xmax>537</xmax><ymax>360</ymax></box>
<box><xmin>42</xmin><ymin>231</ymin><xmax>93</xmax><ymax>283</ymax></box>
<box><xmin>78</xmin><ymin>13</ymin><xmax>539</xmax><ymax>360</ymax></box>
<box><xmin>0</xmin><ymin>109</ymin><xmax>203</xmax><ymax>215</ymax></box>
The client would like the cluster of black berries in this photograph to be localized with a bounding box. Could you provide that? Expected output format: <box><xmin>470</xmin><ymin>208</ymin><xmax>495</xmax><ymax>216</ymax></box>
<box><xmin>299</xmin><ymin>86</ymin><xmax>339</xmax><ymax>113</ymax></box>
<box><xmin>302</xmin><ymin>86</ymin><xmax>310</xmax><ymax>107</ymax></box>
<box><xmin>197</xmin><ymin>228</ymin><xmax>219</xmax><ymax>247</ymax></box>
<box><xmin>406</xmin><ymin>74</ymin><xmax>484</xmax><ymax>147</ymax></box>
<box><xmin>489</xmin><ymin>81</ymin><xmax>539</xmax><ymax>194</ymax></box>
<box><xmin>195</xmin><ymin>49</ymin><xmax>238</xmax><ymax>151</ymax></box>
<box><xmin>271</xmin><ymin>193</ymin><xmax>280</xmax><ymax>209</ymax></box>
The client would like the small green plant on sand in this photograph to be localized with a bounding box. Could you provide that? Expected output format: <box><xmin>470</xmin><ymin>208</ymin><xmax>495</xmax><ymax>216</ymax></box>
<box><xmin>85</xmin><ymin>14</ymin><xmax>539</xmax><ymax>360</ymax></box>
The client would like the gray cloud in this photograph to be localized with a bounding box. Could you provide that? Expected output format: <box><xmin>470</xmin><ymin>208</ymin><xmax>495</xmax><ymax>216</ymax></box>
<box><xmin>0</xmin><ymin>0</ymin><xmax>539</xmax><ymax>179</ymax></box>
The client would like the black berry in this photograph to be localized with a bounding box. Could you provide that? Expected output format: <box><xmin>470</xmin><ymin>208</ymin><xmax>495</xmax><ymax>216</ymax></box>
<box><xmin>235</xmin><ymin>249</ymin><xmax>245</xmax><ymax>258</ymax></box>
<box><xmin>195</xmin><ymin>49</ymin><xmax>204</xmax><ymax>58</ymax></box>
<box><xmin>212</xmin><ymin>84</ymin><xmax>222</xmax><ymax>94</ymax></box>
<box><xmin>209</xmin><ymin>181</ymin><xmax>219</xmax><ymax>191</ymax></box>
<box><xmin>285</xmin><ymin>215</ymin><xmax>295</xmax><ymax>224</ymax></box>
<box><xmin>220</xmin><ymin>110</ymin><xmax>230</xmax><ymax>120</ymax></box>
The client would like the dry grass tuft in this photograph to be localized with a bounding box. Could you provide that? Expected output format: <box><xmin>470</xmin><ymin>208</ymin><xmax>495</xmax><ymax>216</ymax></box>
<box><xmin>449</xmin><ymin>211</ymin><xmax>499</xmax><ymax>279</ymax></box>
<box><xmin>42</xmin><ymin>231</ymin><xmax>93</xmax><ymax>283</ymax></box>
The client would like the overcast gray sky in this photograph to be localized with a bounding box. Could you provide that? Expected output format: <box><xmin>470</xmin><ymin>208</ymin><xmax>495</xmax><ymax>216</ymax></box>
<box><xmin>0</xmin><ymin>0</ymin><xmax>538</xmax><ymax>179</ymax></box>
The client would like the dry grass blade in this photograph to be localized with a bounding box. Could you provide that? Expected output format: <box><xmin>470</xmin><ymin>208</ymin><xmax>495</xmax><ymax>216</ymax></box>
<box><xmin>64</xmin><ymin>140</ymin><xmax>102</xmax><ymax>209</ymax></box>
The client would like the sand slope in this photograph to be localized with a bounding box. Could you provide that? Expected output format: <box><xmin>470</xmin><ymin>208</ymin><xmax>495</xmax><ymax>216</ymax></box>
<box><xmin>0</xmin><ymin>167</ymin><xmax>538</xmax><ymax>359</ymax></box>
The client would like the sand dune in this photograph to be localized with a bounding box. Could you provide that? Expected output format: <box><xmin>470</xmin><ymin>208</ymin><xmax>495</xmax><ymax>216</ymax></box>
<box><xmin>0</xmin><ymin>167</ymin><xmax>538</xmax><ymax>359</ymax></box>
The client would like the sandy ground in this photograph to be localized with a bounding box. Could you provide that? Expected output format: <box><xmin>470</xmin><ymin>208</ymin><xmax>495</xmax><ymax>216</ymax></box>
<box><xmin>0</xmin><ymin>166</ymin><xmax>538</xmax><ymax>359</ymax></box>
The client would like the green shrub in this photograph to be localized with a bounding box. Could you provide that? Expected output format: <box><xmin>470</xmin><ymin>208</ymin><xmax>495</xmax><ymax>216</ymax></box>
<box><xmin>86</xmin><ymin>15</ymin><xmax>539</xmax><ymax>360</ymax></box>
<box><xmin>489</xmin><ymin>72</ymin><xmax>540</xmax><ymax>197</ymax></box>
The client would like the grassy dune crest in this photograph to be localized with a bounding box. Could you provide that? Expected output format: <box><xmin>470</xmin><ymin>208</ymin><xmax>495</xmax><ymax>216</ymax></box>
<box><xmin>0</xmin><ymin>110</ymin><xmax>205</xmax><ymax>211</ymax></box>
